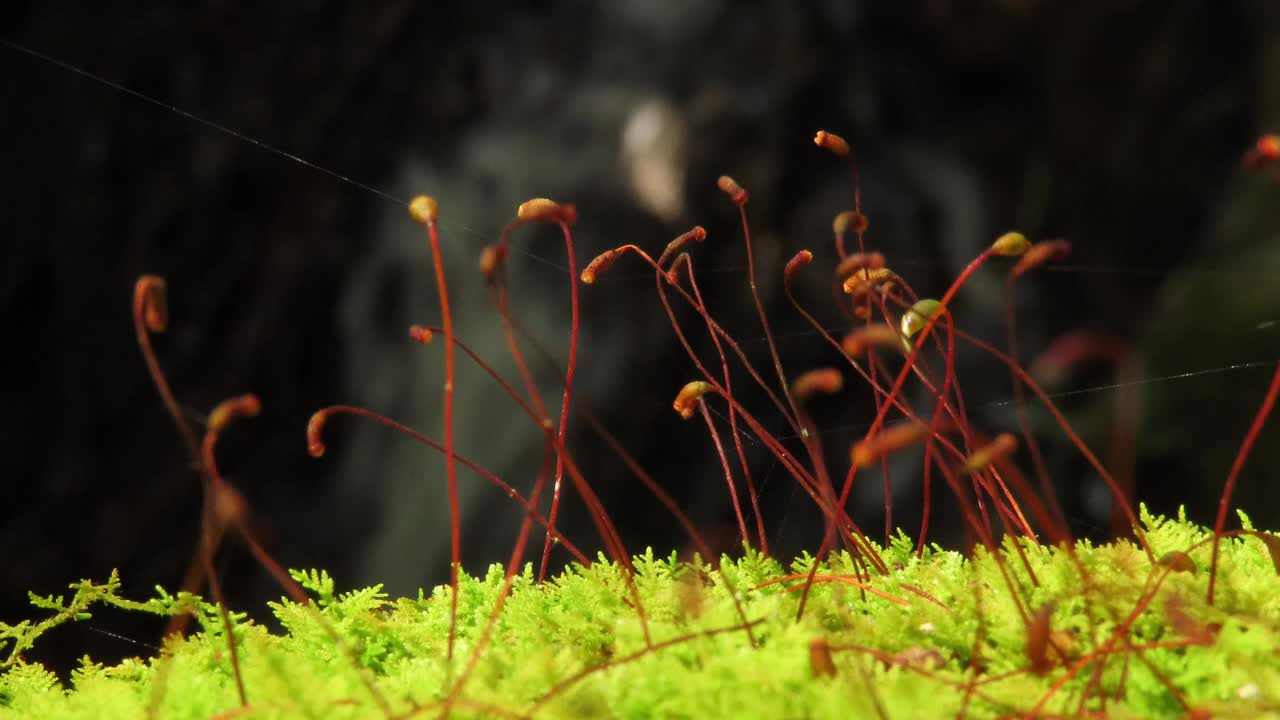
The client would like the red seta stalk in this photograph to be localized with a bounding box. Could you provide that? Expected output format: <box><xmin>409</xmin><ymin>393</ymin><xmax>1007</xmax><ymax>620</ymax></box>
<box><xmin>132</xmin><ymin>276</ymin><xmax>200</xmax><ymax>461</ymax></box>
<box><xmin>307</xmin><ymin>405</ymin><xmax>592</xmax><ymax>566</ymax></box>
<box><xmin>1208</xmin><ymin>361</ymin><xmax>1280</xmax><ymax>604</ymax></box>
<box><xmin>512</xmin><ymin>199</ymin><xmax>582</xmax><ymax>585</ymax></box>
<box><xmin>674</xmin><ymin>247</ymin><xmax>769</xmax><ymax>555</ymax></box>
<box><xmin>407</xmin><ymin>195</ymin><xmax>462</xmax><ymax>663</ymax></box>
<box><xmin>394</xmin><ymin>322</ymin><xmax>655</xmax><ymax>645</ymax></box>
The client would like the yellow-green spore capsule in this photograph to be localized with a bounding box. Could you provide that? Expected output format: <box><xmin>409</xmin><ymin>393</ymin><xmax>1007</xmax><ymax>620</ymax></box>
<box><xmin>901</xmin><ymin>298</ymin><xmax>943</xmax><ymax>348</ymax></box>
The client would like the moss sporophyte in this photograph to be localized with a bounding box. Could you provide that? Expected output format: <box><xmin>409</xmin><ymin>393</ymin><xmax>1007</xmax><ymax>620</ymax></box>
<box><xmin>5</xmin><ymin>131</ymin><xmax>1280</xmax><ymax>719</ymax></box>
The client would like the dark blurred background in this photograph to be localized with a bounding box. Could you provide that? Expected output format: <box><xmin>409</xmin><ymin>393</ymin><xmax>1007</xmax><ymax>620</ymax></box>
<box><xmin>4</xmin><ymin>1</ymin><xmax>1280</xmax><ymax>678</ymax></box>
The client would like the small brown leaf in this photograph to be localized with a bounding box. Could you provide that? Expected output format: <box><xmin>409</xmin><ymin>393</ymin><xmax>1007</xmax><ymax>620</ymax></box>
<box><xmin>1158</xmin><ymin>551</ymin><xmax>1198</xmax><ymax>574</ymax></box>
<box><xmin>809</xmin><ymin>638</ymin><xmax>836</xmax><ymax>678</ymax></box>
<box><xmin>1027</xmin><ymin>602</ymin><xmax>1056</xmax><ymax>675</ymax></box>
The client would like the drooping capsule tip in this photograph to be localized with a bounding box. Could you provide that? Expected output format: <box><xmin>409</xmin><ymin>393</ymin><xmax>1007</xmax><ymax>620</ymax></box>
<box><xmin>408</xmin><ymin>325</ymin><xmax>434</xmax><ymax>344</ymax></box>
<box><xmin>665</xmin><ymin>252</ymin><xmax>691</xmax><ymax>285</ymax></box>
<box><xmin>1254</xmin><ymin>134</ymin><xmax>1280</xmax><ymax>162</ymax></box>
<box><xmin>991</xmin><ymin>231</ymin><xmax>1031</xmax><ymax>257</ymax></box>
<box><xmin>963</xmin><ymin>433</ymin><xmax>1018</xmax><ymax>472</ymax></box>
<box><xmin>901</xmin><ymin>299</ymin><xmax>943</xmax><ymax>339</ymax></box>
<box><xmin>833</xmin><ymin>211</ymin><xmax>854</xmax><ymax>234</ymax></box>
<box><xmin>716</xmin><ymin>175</ymin><xmax>748</xmax><ymax>205</ymax></box>
<box><xmin>582</xmin><ymin>248</ymin><xmax>628</xmax><ymax>286</ymax></box>
<box><xmin>1244</xmin><ymin>134</ymin><xmax>1280</xmax><ymax>171</ymax></box>
<box><xmin>673</xmin><ymin>380</ymin><xmax>714</xmax><ymax>420</ymax></box>
<box><xmin>832</xmin><ymin>210</ymin><xmax>868</xmax><ymax>235</ymax></box>
<box><xmin>851</xmin><ymin>421</ymin><xmax>929</xmax><ymax>469</ymax></box>
<box><xmin>784</xmin><ymin>250</ymin><xmax>814</xmax><ymax>283</ymax></box>
<box><xmin>792</xmin><ymin>368</ymin><xmax>843</xmax><ymax>402</ymax></box>
<box><xmin>306</xmin><ymin>411</ymin><xmax>328</xmax><ymax>458</ymax></box>
<box><xmin>813</xmin><ymin>130</ymin><xmax>850</xmax><ymax>157</ymax></box>
<box><xmin>208</xmin><ymin>394</ymin><xmax>261</xmax><ymax>433</ymax></box>
<box><xmin>517</xmin><ymin>197</ymin><xmax>577</xmax><ymax>226</ymax></box>
<box><xmin>841</xmin><ymin>325</ymin><xmax>901</xmax><ymax>357</ymax></box>
<box><xmin>136</xmin><ymin>275</ymin><xmax>169</xmax><ymax>332</ymax></box>
<box><xmin>842</xmin><ymin>267</ymin><xmax>894</xmax><ymax>296</ymax></box>
<box><xmin>835</xmin><ymin>251</ymin><xmax>886</xmax><ymax>279</ymax></box>
<box><xmin>658</xmin><ymin>226</ymin><xmax>709</xmax><ymax>267</ymax></box>
<box><xmin>479</xmin><ymin>245</ymin><xmax>504</xmax><ymax>281</ymax></box>
<box><xmin>239</xmin><ymin>394</ymin><xmax>262</xmax><ymax>417</ymax></box>
<box><xmin>1011</xmin><ymin>239</ymin><xmax>1071</xmax><ymax>279</ymax></box>
<box><xmin>408</xmin><ymin>195</ymin><xmax>439</xmax><ymax>225</ymax></box>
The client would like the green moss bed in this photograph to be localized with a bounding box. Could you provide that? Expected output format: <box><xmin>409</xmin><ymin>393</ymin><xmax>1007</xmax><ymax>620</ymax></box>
<box><xmin>3</xmin><ymin>507</ymin><xmax>1279</xmax><ymax>719</ymax></box>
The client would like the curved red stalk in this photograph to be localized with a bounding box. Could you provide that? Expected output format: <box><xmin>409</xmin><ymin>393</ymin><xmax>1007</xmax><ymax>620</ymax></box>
<box><xmin>847</xmin><ymin>260</ymin><xmax>980</xmax><ymax>546</ymax></box>
<box><xmin>204</xmin><ymin>398</ymin><xmax>394</xmax><ymax>717</ymax></box>
<box><xmin>721</xmin><ymin>179</ymin><xmax>822</xmax><ymax>482</ymax></box>
<box><xmin>132</xmin><ymin>276</ymin><xmax>200</xmax><ymax>462</ymax></box>
<box><xmin>1208</xmin><ymin>361</ymin><xmax>1280</xmax><ymax>604</ymax></box>
<box><xmin>917</xmin><ymin>311</ymin><xmax>1039</xmax><ymax>550</ymax></box>
<box><xmin>470</xmin><ymin>313</ymin><xmax>762</xmax><ymax>650</ymax></box>
<box><xmin>677</xmin><ymin>256</ymin><xmax>769</xmax><ymax>555</ymax></box>
<box><xmin>408</xmin><ymin>198</ymin><xmax>462</xmax><ymax>662</ymax></box>
<box><xmin>484</xmin><ymin>205</ymin><xmax>582</xmax><ymax>584</ymax></box>
<box><xmin>859</xmin><ymin>247</ymin><xmax>998</xmax><ymax>443</ymax></box>
<box><xmin>698</xmin><ymin>400</ymin><xmax>749</xmax><ymax>544</ymax></box>
<box><xmin>575</xmin><ymin>401</ymin><xmax>760</xmax><ymax>647</ymax></box>
<box><xmin>651</xmin><ymin>281</ymin><xmax>881</xmax><ymax>569</ymax></box>
<box><xmin>814</xmin><ymin>130</ymin><xmax>868</xmax><ymax>258</ymax></box>
<box><xmin>314</xmin><ymin>327</ymin><xmax>658</xmax><ymax>718</ymax></box>
<box><xmin>540</xmin><ymin>222</ymin><xmax>580</xmax><ymax>583</ymax></box>
<box><xmin>403</xmin><ymin>324</ymin><xmax>651</xmax><ymax>645</ymax></box>
<box><xmin>819</xmin><ymin>129</ymin><xmax>893</xmax><ymax>539</ymax></box>
<box><xmin>794</xmin><ymin>310</ymin><xmax>1031</xmax><ymax>617</ymax></box>
<box><xmin>486</xmin><ymin>245</ymin><xmax>552</xmax><ymax>422</ymax></box>
<box><xmin>782</xmin><ymin>262</ymin><xmax>1005</xmax><ymax>564</ymax></box>
<box><xmin>868</xmin><ymin>290</ymin><xmax>1041</xmax><ymax>548</ymax></box>
<box><xmin>593</xmin><ymin>245</ymin><xmax>849</xmax><ymax>537</ymax></box>
<box><xmin>197</xmin><ymin>395</ymin><xmax>261</xmax><ymax>710</ymax></box>
<box><xmin>132</xmin><ymin>277</ymin><xmax>395</xmax><ymax>716</ymax></box>
<box><xmin>934</xmin><ymin>459</ymin><xmax>1032</xmax><ymax>626</ymax></box>
<box><xmin>792</xmin><ymin>264</ymin><xmax>1040</xmax><ymax>614</ymax></box>
<box><xmin>133</xmin><ymin>277</ymin><xmax>245</xmax><ymax>707</ymax></box>
<box><xmin>701</xmin><ymin>253</ymin><xmax>880</xmax><ymax>566</ymax></box>
<box><xmin>953</xmin><ymin>328</ymin><xmax>1154</xmax><ymax>561</ymax></box>
<box><xmin>593</xmin><ymin>242</ymin><xmax>802</xmax><ymax>441</ymax></box>
<box><xmin>307</xmin><ymin>405</ymin><xmax>591</xmax><ymax>565</ymax></box>
<box><xmin>654</xmin><ymin>265</ymin><xmax>809</xmax><ymax>450</ymax></box>
<box><xmin>918</xmin><ymin>430</ymin><xmax>937</xmax><ymax>557</ymax></box>
<box><xmin>193</xmin><ymin>516</ymin><xmax>245</xmax><ymax>705</ymax></box>
<box><xmin>1000</xmin><ymin>241</ymin><xmax>1080</xmax><ymax>546</ymax></box>
<box><xmin>854</xmin><ymin>251</ymin><xmax>1102</xmax><ymax>555</ymax></box>
<box><xmin>1108</xmin><ymin>351</ymin><xmax>1140</xmax><ymax>538</ymax></box>
<box><xmin>627</xmin><ymin>242</ymin><xmax>807</xmax><ymax>441</ymax></box>
<box><xmin>824</xmin><ymin>137</ymin><xmax>896</xmax><ymax>541</ymax></box>
<box><xmin>445</xmin><ymin>446</ymin><xmax>557</xmax><ymax>713</ymax></box>
<box><xmin>134</xmin><ymin>275</ymin><xmax>222</xmax><ymax>638</ymax></box>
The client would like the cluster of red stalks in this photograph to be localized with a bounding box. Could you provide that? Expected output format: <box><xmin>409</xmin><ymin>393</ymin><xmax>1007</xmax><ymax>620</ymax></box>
<box><xmin>130</xmin><ymin>132</ymin><xmax>1280</xmax><ymax>718</ymax></box>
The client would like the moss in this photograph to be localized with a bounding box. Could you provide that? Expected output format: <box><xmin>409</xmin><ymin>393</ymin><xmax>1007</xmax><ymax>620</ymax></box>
<box><xmin>3</xmin><ymin>509</ymin><xmax>1279</xmax><ymax>719</ymax></box>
